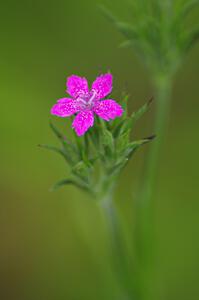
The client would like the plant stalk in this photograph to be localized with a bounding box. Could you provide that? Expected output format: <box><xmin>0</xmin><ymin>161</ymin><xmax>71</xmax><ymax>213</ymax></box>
<box><xmin>136</xmin><ymin>74</ymin><xmax>172</xmax><ymax>299</ymax></box>
<box><xmin>99</xmin><ymin>191</ymin><xmax>135</xmax><ymax>300</ymax></box>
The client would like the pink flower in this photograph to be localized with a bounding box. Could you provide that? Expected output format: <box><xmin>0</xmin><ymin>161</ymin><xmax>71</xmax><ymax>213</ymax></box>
<box><xmin>51</xmin><ymin>73</ymin><xmax>123</xmax><ymax>136</ymax></box>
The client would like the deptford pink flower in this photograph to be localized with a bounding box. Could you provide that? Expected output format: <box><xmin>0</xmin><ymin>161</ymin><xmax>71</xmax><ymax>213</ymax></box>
<box><xmin>51</xmin><ymin>73</ymin><xmax>123</xmax><ymax>136</ymax></box>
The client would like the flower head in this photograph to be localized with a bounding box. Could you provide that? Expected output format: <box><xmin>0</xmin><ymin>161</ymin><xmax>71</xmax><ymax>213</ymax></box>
<box><xmin>51</xmin><ymin>73</ymin><xmax>123</xmax><ymax>136</ymax></box>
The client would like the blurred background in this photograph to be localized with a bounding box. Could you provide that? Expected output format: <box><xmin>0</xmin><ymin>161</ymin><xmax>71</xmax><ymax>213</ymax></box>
<box><xmin>1</xmin><ymin>0</ymin><xmax>199</xmax><ymax>299</ymax></box>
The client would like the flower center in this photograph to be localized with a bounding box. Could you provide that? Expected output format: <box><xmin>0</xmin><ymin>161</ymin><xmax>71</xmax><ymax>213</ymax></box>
<box><xmin>77</xmin><ymin>91</ymin><xmax>97</xmax><ymax>110</ymax></box>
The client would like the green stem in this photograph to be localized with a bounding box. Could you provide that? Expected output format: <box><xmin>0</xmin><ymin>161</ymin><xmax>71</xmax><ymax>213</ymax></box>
<box><xmin>144</xmin><ymin>75</ymin><xmax>172</xmax><ymax>204</ymax></box>
<box><xmin>136</xmin><ymin>74</ymin><xmax>172</xmax><ymax>299</ymax></box>
<box><xmin>99</xmin><ymin>192</ymin><xmax>135</xmax><ymax>300</ymax></box>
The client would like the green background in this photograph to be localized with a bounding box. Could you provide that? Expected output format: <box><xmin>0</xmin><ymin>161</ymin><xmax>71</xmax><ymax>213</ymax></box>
<box><xmin>1</xmin><ymin>0</ymin><xmax>199</xmax><ymax>299</ymax></box>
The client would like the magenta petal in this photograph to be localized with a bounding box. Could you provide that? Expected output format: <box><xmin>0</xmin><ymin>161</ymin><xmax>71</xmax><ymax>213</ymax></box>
<box><xmin>93</xmin><ymin>99</ymin><xmax>123</xmax><ymax>121</ymax></box>
<box><xmin>51</xmin><ymin>98</ymin><xmax>78</xmax><ymax>117</ymax></box>
<box><xmin>91</xmin><ymin>73</ymin><xmax>113</xmax><ymax>100</ymax></box>
<box><xmin>72</xmin><ymin>110</ymin><xmax>94</xmax><ymax>136</ymax></box>
<box><xmin>66</xmin><ymin>75</ymin><xmax>89</xmax><ymax>98</ymax></box>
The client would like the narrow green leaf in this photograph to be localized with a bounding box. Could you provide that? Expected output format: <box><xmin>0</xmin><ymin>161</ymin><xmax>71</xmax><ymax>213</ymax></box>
<box><xmin>111</xmin><ymin>94</ymin><xmax>129</xmax><ymax>136</ymax></box>
<box><xmin>119</xmin><ymin>40</ymin><xmax>133</xmax><ymax>48</ymax></box>
<box><xmin>125</xmin><ymin>135</ymin><xmax>156</xmax><ymax>158</ymax></box>
<box><xmin>116</xmin><ymin>130</ymin><xmax>130</xmax><ymax>155</ymax></box>
<box><xmin>120</xmin><ymin>117</ymin><xmax>134</xmax><ymax>134</ymax></box>
<box><xmin>101</xmin><ymin>129</ymin><xmax>114</xmax><ymax>153</ymax></box>
<box><xmin>114</xmin><ymin>98</ymin><xmax>153</xmax><ymax>137</ymax></box>
<box><xmin>84</xmin><ymin>133</ymin><xmax>89</xmax><ymax>155</ymax></box>
<box><xmin>180</xmin><ymin>0</ymin><xmax>199</xmax><ymax>18</ymax></box>
<box><xmin>50</xmin><ymin>179</ymin><xmax>77</xmax><ymax>191</ymax></box>
<box><xmin>113</xmin><ymin>118</ymin><xmax>128</xmax><ymax>137</ymax></box>
<box><xmin>61</xmin><ymin>143</ymin><xmax>78</xmax><ymax>165</ymax></box>
<box><xmin>107</xmin><ymin>158</ymin><xmax>128</xmax><ymax>177</ymax></box>
<box><xmin>88</xmin><ymin>156</ymin><xmax>99</xmax><ymax>165</ymax></box>
<box><xmin>99</xmin><ymin>5</ymin><xmax>138</xmax><ymax>40</ymax></box>
<box><xmin>172</xmin><ymin>1</ymin><xmax>199</xmax><ymax>41</ymax></box>
<box><xmin>115</xmin><ymin>22</ymin><xmax>138</xmax><ymax>40</ymax></box>
<box><xmin>98</xmin><ymin>4</ymin><xmax>118</xmax><ymax>23</ymax></box>
<box><xmin>121</xmin><ymin>94</ymin><xmax>129</xmax><ymax>118</ymax></box>
<box><xmin>185</xmin><ymin>26</ymin><xmax>199</xmax><ymax>51</ymax></box>
<box><xmin>50</xmin><ymin>121</ymin><xmax>79</xmax><ymax>164</ymax></box>
<box><xmin>108</xmin><ymin>136</ymin><xmax>155</xmax><ymax>176</ymax></box>
<box><xmin>50</xmin><ymin>121</ymin><xmax>65</xmax><ymax>140</ymax></box>
<box><xmin>50</xmin><ymin>178</ymin><xmax>92</xmax><ymax>193</ymax></box>
<box><xmin>38</xmin><ymin>144</ymin><xmax>68</xmax><ymax>161</ymax></box>
<box><xmin>71</xmin><ymin>161</ymin><xmax>90</xmax><ymax>182</ymax></box>
<box><xmin>131</xmin><ymin>97</ymin><xmax>153</xmax><ymax>123</ymax></box>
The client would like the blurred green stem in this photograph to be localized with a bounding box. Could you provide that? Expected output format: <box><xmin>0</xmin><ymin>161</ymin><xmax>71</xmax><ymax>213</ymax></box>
<box><xmin>99</xmin><ymin>191</ymin><xmax>134</xmax><ymax>300</ymax></box>
<box><xmin>136</xmin><ymin>73</ymin><xmax>172</xmax><ymax>299</ymax></box>
<box><xmin>143</xmin><ymin>74</ymin><xmax>172</xmax><ymax>203</ymax></box>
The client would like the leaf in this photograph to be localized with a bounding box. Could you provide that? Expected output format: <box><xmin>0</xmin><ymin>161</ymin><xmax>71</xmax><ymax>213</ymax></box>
<box><xmin>50</xmin><ymin>121</ymin><xmax>79</xmax><ymax>164</ymax></box>
<box><xmin>99</xmin><ymin>5</ymin><xmax>138</xmax><ymax>40</ymax></box>
<box><xmin>50</xmin><ymin>178</ymin><xmax>92</xmax><ymax>194</ymax></box>
<box><xmin>116</xmin><ymin>130</ymin><xmax>130</xmax><ymax>155</ymax></box>
<box><xmin>83</xmin><ymin>133</ymin><xmax>89</xmax><ymax>155</ymax></box>
<box><xmin>114</xmin><ymin>98</ymin><xmax>153</xmax><ymax>137</ymax></box>
<box><xmin>131</xmin><ymin>97</ymin><xmax>153</xmax><ymax>123</ymax></box>
<box><xmin>110</xmin><ymin>94</ymin><xmax>129</xmax><ymax>135</ymax></box>
<box><xmin>121</xmin><ymin>94</ymin><xmax>129</xmax><ymax>118</ymax></box>
<box><xmin>71</xmin><ymin>161</ymin><xmax>91</xmax><ymax>182</ymax></box>
<box><xmin>125</xmin><ymin>135</ymin><xmax>156</xmax><ymax>158</ymax></box>
<box><xmin>180</xmin><ymin>0</ymin><xmax>199</xmax><ymax>19</ymax></box>
<box><xmin>38</xmin><ymin>144</ymin><xmax>68</xmax><ymax>162</ymax></box>
<box><xmin>107</xmin><ymin>158</ymin><xmax>128</xmax><ymax>177</ymax></box>
<box><xmin>115</xmin><ymin>22</ymin><xmax>138</xmax><ymax>40</ymax></box>
<box><xmin>172</xmin><ymin>1</ymin><xmax>199</xmax><ymax>45</ymax></box>
<box><xmin>88</xmin><ymin>126</ymin><xmax>100</xmax><ymax>149</ymax></box>
<box><xmin>50</xmin><ymin>121</ymin><xmax>65</xmax><ymax>140</ymax></box>
<box><xmin>119</xmin><ymin>40</ymin><xmax>133</xmax><ymax>48</ymax></box>
<box><xmin>120</xmin><ymin>117</ymin><xmax>134</xmax><ymax>135</ymax></box>
<box><xmin>113</xmin><ymin>118</ymin><xmax>128</xmax><ymax>137</ymax></box>
<box><xmin>107</xmin><ymin>136</ymin><xmax>155</xmax><ymax>176</ymax></box>
<box><xmin>98</xmin><ymin>4</ymin><xmax>118</xmax><ymax>23</ymax></box>
<box><xmin>61</xmin><ymin>143</ymin><xmax>78</xmax><ymax>165</ymax></box>
<box><xmin>88</xmin><ymin>156</ymin><xmax>99</xmax><ymax>165</ymax></box>
<box><xmin>185</xmin><ymin>26</ymin><xmax>199</xmax><ymax>51</ymax></box>
<box><xmin>101</xmin><ymin>128</ymin><xmax>114</xmax><ymax>154</ymax></box>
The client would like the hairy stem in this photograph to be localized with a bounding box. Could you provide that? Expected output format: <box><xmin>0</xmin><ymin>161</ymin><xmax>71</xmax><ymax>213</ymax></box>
<box><xmin>99</xmin><ymin>192</ymin><xmax>135</xmax><ymax>300</ymax></box>
<box><xmin>136</xmin><ymin>74</ymin><xmax>172</xmax><ymax>299</ymax></box>
<box><xmin>144</xmin><ymin>75</ymin><xmax>172</xmax><ymax>203</ymax></box>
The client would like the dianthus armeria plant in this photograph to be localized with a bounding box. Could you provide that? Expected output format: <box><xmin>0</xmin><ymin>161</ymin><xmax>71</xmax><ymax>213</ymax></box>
<box><xmin>100</xmin><ymin>1</ymin><xmax>199</xmax><ymax>299</ymax></box>
<box><xmin>40</xmin><ymin>73</ymin><xmax>153</xmax><ymax>201</ymax></box>
<box><xmin>40</xmin><ymin>72</ymin><xmax>154</xmax><ymax>300</ymax></box>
